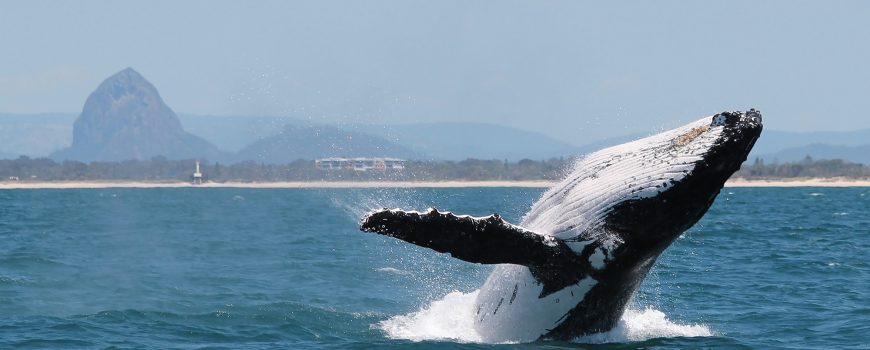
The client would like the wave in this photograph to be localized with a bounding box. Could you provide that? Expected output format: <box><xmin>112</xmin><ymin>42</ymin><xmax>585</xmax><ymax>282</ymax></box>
<box><xmin>0</xmin><ymin>302</ymin><xmax>387</xmax><ymax>348</ymax></box>
<box><xmin>377</xmin><ymin>290</ymin><xmax>712</xmax><ymax>344</ymax></box>
<box><xmin>0</xmin><ymin>275</ymin><xmax>31</xmax><ymax>286</ymax></box>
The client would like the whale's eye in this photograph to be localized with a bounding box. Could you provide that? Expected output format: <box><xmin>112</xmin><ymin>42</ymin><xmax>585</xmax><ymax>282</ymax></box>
<box><xmin>674</xmin><ymin>126</ymin><xmax>709</xmax><ymax>146</ymax></box>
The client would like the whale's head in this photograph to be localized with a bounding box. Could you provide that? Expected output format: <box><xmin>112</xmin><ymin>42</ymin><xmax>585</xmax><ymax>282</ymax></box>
<box><xmin>506</xmin><ymin>110</ymin><xmax>762</xmax><ymax>340</ymax></box>
<box><xmin>605</xmin><ymin>109</ymin><xmax>762</xmax><ymax>251</ymax></box>
<box><xmin>524</xmin><ymin>109</ymin><xmax>762</xmax><ymax>265</ymax></box>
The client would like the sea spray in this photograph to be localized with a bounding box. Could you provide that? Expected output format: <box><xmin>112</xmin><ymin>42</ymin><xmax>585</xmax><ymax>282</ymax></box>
<box><xmin>577</xmin><ymin>308</ymin><xmax>713</xmax><ymax>343</ymax></box>
<box><xmin>377</xmin><ymin>290</ymin><xmax>712</xmax><ymax>344</ymax></box>
<box><xmin>330</xmin><ymin>187</ymin><xmax>422</xmax><ymax>221</ymax></box>
<box><xmin>378</xmin><ymin>291</ymin><xmax>485</xmax><ymax>343</ymax></box>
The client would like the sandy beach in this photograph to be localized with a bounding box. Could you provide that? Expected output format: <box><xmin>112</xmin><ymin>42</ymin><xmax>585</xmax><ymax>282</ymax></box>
<box><xmin>2</xmin><ymin>178</ymin><xmax>870</xmax><ymax>189</ymax></box>
<box><xmin>0</xmin><ymin>180</ymin><xmax>557</xmax><ymax>189</ymax></box>
<box><xmin>724</xmin><ymin>178</ymin><xmax>870</xmax><ymax>187</ymax></box>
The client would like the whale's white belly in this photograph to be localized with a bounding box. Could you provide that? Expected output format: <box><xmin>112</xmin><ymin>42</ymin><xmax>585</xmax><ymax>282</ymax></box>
<box><xmin>473</xmin><ymin>265</ymin><xmax>598</xmax><ymax>342</ymax></box>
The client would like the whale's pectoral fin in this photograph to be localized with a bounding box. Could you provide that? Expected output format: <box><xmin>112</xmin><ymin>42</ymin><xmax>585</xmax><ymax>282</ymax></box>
<box><xmin>359</xmin><ymin>208</ymin><xmax>581</xmax><ymax>269</ymax></box>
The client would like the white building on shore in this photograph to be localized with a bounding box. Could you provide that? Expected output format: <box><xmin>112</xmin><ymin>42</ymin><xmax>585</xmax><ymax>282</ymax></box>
<box><xmin>314</xmin><ymin>157</ymin><xmax>405</xmax><ymax>171</ymax></box>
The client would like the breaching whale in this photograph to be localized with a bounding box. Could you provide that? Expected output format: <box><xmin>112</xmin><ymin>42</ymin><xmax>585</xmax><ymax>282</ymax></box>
<box><xmin>360</xmin><ymin>110</ymin><xmax>762</xmax><ymax>342</ymax></box>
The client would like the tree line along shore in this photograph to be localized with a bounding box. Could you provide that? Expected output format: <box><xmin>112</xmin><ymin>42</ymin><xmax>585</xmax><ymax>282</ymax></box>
<box><xmin>1</xmin><ymin>156</ymin><xmax>868</xmax><ymax>183</ymax></box>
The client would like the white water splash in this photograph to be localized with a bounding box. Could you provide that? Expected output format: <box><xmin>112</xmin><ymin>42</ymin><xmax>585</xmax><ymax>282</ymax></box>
<box><xmin>377</xmin><ymin>290</ymin><xmax>712</xmax><ymax>344</ymax></box>
<box><xmin>378</xmin><ymin>291</ymin><xmax>486</xmax><ymax>343</ymax></box>
<box><xmin>577</xmin><ymin>308</ymin><xmax>713</xmax><ymax>343</ymax></box>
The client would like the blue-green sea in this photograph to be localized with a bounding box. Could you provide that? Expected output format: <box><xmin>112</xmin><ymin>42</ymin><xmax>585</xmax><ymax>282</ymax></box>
<box><xmin>1</xmin><ymin>187</ymin><xmax>868</xmax><ymax>349</ymax></box>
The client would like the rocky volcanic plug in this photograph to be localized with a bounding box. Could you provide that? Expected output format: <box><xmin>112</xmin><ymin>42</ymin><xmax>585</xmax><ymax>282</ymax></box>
<box><xmin>53</xmin><ymin>68</ymin><xmax>225</xmax><ymax>162</ymax></box>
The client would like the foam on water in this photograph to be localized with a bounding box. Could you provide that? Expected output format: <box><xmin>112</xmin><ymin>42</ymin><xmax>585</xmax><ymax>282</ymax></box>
<box><xmin>378</xmin><ymin>291</ymin><xmax>485</xmax><ymax>343</ymax></box>
<box><xmin>377</xmin><ymin>290</ymin><xmax>712</xmax><ymax>344</ymax></box>
<box><xmin>577</xmin><ymin>308</ymin><xmax>713</xmax><ymax>343</ymax></box>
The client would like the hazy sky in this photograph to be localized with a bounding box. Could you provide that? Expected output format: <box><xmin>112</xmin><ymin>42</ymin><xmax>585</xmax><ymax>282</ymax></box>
<box><xmin>2</xmin><ymin>1</ymin><xmax>869</xmax><ymax>144</ymax></box>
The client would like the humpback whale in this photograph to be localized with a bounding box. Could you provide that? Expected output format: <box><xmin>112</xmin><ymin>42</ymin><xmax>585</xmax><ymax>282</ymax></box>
<box><xmin>360</xmin><ymin>110</ymin><xmax>762</xmax><ymax>342</ymax></box>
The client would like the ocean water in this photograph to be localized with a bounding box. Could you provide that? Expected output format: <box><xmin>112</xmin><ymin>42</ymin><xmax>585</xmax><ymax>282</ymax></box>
<box><xmin>0</xmin><ymin>187</ymin><xmax>867</xmax><ymax>349</ymax></box>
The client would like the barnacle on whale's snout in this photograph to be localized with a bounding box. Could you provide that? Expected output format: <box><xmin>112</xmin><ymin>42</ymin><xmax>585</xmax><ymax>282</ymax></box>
<box><xmin>674</xmin><ymin>125</ymin><xmax>710</xmax><ymax>146</ymax></box>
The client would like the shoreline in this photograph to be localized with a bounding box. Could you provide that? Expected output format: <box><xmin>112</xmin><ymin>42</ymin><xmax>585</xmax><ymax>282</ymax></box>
<box><xmin>724</xmin><ymin>178</ymin><xmax>870</xmax><ymax>187</ymax></box>
<box><xmin>1</xmin><ymin>178</ymin><xmax>870</xmax><ymax>189</ymax></box>
<box><xmin>0</xmin><ymin>180</ymin><xmax>556</xmax><ymax>189</ymax></box>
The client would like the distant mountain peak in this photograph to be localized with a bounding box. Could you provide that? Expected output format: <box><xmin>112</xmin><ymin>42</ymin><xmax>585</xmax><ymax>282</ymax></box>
<box><xmin>97</xmin><ymin>67</ymin><xmax>156</xmax><ymax>99</ymax></box>
<box><xmin>114</xmin><ymin>66</ymin><xmax>144</xmax><ymax>79</ymax></box>
<box><xmin>51</xmin><ymin>68</ymin><xmax>226</xmax><ymax>162</ymax></box>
